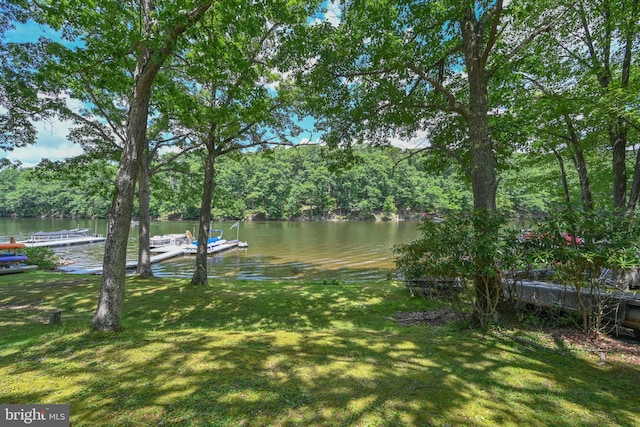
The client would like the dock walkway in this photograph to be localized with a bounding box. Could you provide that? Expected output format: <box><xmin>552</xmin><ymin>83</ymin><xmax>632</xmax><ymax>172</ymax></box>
<box><xmin>75</xmin><ymin>241</ymin><xmax>240</xmax><ymax>275</ymax></box>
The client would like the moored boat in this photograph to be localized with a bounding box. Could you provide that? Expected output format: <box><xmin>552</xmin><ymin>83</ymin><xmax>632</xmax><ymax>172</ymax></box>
<box><xmin>28</xmin><ymin>228</ymin><xmax>92</xmax><ymax>242</ymax></box>
<box><xmin>183</xmin><ymin>229</ymin><xmax>227</xmax><ymax>254</ymax></box>
<box><xmin>23</xmin><ymin>227</ymin><xmax>106</xmax><ymax>247</ymax></box>
<box><xmin>21</xmin><ymin>228</ymin><xmax>106</xmax><ymax>248</ymax></box>
<box><xmin>149</xmin><ymin>232</ymin><xmax>191</xmax><ymax>248</ymax></box>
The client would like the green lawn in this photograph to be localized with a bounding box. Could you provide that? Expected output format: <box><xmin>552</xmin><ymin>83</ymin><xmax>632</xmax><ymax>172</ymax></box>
<box><xmin>1</xmin><ymin>271</ymin><xmax>638</xmax><ymax>426</ymax></box>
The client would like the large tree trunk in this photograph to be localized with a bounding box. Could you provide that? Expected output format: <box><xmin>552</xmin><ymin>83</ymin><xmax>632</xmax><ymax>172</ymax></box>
<box><xmin>91</xmin><ymin>0</ymin><xmax>162</xmax><ymax>331</ymax></box>
<box><xmin>624</xmin><ymin>0</ymin><xmax>639</xmax><ymax>214</ymax></box>
<box><xmin>462</xmin><ymin>8</ymin><xmax>501</xmax><ymax>327</ymax></box>
<box><xmin>191</xmin><ymin>145</ymin><xmax>216</xmax><ymax>285</ymax></box>
<box><xmin>626</xmin><ymin>146</ymin><xmax>640</xmax><ymax>214</ymax></box>
<box><xmin>553</xmin><ymin>149</ymin><xmax>572</xmax><ymax>207</ymax></box>
<box><xmin>137</xmin><ymin>149</ymin><xmax>153</xmax><ymax>278</ymax></box>
<box><xmin>90</xmin><ymin>1</ymin><xmax>213</xmax><ymax>331</ymax></box>
<box><xmin>576</xmin><ymin>1</ymin><xmax>634</xmax><ymax>209</ymax></box>
<box><xmin>91</xmin><ymin>72</ymin><xmax>156</xmax><ymax>331</ymax></box>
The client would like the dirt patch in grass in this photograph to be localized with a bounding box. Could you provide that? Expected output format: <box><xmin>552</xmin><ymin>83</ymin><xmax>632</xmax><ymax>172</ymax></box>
<box><xmin>547</xmin><ymin>327</ymin><xmax>640</xmax><ymax>366</ymax></box>
<box><xmin>394</xmin><ymin>309</ymin><xmax>640</xmax><ymax>365</ymax></box>
<box><xmin>393</xmin><ymin>308</ymin><xmax>469</xmax><ymax>326</ymax></box>
<box><xmin>0</xmin><ymin>303</ymin><xmax>57</xmax><ymax>325</ymax></box>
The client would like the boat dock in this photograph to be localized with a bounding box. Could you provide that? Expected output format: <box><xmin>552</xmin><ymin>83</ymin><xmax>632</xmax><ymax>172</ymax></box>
<box><xmin>74</xmin><ymin>241</ymin><xmax>241</xmax><ymax>275</ymax></box>
<box><xmin>505</xmin><ymin>279</ymin><xmax>640</xmax><ymax>340</ymax></box>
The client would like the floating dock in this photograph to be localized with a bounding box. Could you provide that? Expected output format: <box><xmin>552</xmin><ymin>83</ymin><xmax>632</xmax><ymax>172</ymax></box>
<box><xmin>505</xmin><ymin>279</ymin><xmax>640</xmax><ymax>340</ymax></box>
<box><xmin>74</xmin><ymin>240</ymin><xmax>241</xmax><ymax>275</ymax></box>
<box><xmin>0</xmin><ymin>265</ymin><xmax>37</xmax><ymax>275</ymax></box>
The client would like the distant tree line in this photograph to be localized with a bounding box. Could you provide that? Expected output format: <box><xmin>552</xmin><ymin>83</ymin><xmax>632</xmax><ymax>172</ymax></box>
<box><xmin>0</xmin><ymin>145</ymin><xmax>588</xmax><ymax>221</ymax></box>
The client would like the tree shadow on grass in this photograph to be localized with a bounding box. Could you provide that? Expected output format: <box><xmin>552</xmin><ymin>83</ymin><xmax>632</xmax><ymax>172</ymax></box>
<box><xmin>4</xmin><ymin>327</ymin><xmax>639</xmax><ymax>426</ymax></box>
<box><xmin>1</xmin><ymin>275</ymin><xmax>640</xmax><ymax>426</ymax></box>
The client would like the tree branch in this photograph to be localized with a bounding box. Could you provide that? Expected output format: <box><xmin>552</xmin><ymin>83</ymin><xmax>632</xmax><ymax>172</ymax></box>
<box><xmin>489</xmin><ymin>4</ymin><xmax>572</xmax><ymax>78</ymax></box>
<box><xmin>78</xmin><ymin>75</ymin><xmax>127</xmax><ymax>145</ymax></box>
<box><xmin>407</xmin><ymin>65</ymin><xmax>468</xmax><ymax>117</ymax></box>
<box><xmin>151</xmin><ymin>144</ymin><xmax>199</xmax><ymax>175</ymax></box>
<box><xmin>481</xmin><ymin>0</ymin><xmax>503</xmax><ymax>67</ymax></box>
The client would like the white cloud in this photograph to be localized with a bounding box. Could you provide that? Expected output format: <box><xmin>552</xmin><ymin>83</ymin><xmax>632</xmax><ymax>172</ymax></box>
<box><xmin>1</xmin><ymin>97</ymin><xmax>85</xmax><ymax>167</ymax></box>
<box><xmin>324</xmin><ymin>0</ymin><xmax>341</xmax><ymax>27</ymax></box>
<box><xmin>296</xmin><ymin>136</ymin><xmax>321</xmax><ymax>146</ymax></box>
<box><xmin>3</xmin><ymin>118</ymin><xmax>84</xmax><ymax>167</ymax></box>
<box><xmin>310</xmin><ymin>0</ymin><xmax>341</xmax><ymax>27</ymax></box>
<box><xmin>388</xmin><ymin>129</ymin><xmax>431</xmax><ymax>150</ymax></box>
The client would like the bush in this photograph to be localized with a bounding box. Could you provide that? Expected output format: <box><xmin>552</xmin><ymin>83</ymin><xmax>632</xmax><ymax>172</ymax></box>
<box><xmin>515</xmin><ymin>208</ymin><xmax>640</xmax><ymax>332</ymax></box>
<box><xmin>395</xmin><ymin>210</ymin><xmax>520</xmax><ymax>317</ymax></box>
<box><xmin>24</xmin><ymin>247</ymin><xmax>61</xmax><ymax>270</ymax></box>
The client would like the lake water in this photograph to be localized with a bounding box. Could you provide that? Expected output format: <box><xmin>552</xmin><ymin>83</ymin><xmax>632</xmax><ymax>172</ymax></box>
<box><xmin>0</xmin><ymin>218</ymin><xmax>420</xmax><ymax>283</ymax></box>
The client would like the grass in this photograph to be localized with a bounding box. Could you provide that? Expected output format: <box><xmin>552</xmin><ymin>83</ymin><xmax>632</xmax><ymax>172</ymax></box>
<box><xmin>1</xmin><ymin>271</ymin><xmax>639</xmax><ymax>426</ymax></box>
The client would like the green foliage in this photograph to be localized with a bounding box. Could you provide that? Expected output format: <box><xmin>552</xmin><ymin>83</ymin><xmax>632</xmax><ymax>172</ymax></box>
<box><xmin>23</xmin><ymin>246</ymin><xmax>60</xmax><ymax>270</ymax></box>
<box><xmin>514</xmin><ymin>208</ymin><xmax>640</xmax><ymax>331</ymax></box>
<box><xmin>395</xmin><ymin>210</ymin><xmax>523</xmax><ymax>320</ymax></box>
<box><xmin>398</xmin><ymin>206</ymin><xmax>640</xmax><ymax>332</ymax></box>
<box><xmin>521</xmin><ymin>209</ymin><xmax>640</xmax><ymax>274</ymax></box>
<box><xmin>394</xmin><ymin>209</ymin><xmax>590</xmax><ymax>328</ymax></box>
<box><xmin>381</xmin><ymin>195</ymin><xmax>397</xmax><ymax>219</ymax></box>
<box><xmin>396</xmin><ymin>214</ymin><xmax>475</xmax><ymax>282</ymax></box>
<box><xmin>396</xmin><ymin>210</ymin><xmax>518</xmax><ymax>282</ymax></box>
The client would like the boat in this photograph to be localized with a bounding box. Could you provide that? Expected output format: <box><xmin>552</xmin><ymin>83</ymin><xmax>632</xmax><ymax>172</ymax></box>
<box><xmin>149</xmin><ymin>232</ymin><xmax>191</xmax><ymax>248</ymax></box>
<box><xmin>24</xmin><ymin>227</ymin><xmax>106</xmax><ymax>247</ymax></box>
<box><xmin>28</xmin><ymin>228</ymin><xmax>92</xmax><ymax>241</ymax></box>
<box><xmin>0</xmin><ymin>242</ymin><xmax>26</xmax><ymax>250</ymax></box>
<box><xmin>183</xmin><ymin>229</ymin><xmax>227</xmax><ymax>254</ymax></box>
<box><xmin>0</xmin><ymin>254</ymin><xmax>29</xmax><ymax>263</ymax></box>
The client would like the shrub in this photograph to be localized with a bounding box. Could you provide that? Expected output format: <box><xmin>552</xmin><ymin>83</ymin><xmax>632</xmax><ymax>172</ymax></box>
<box><xmin>516</xmin><ymin>208</ymin><xmax>640</xmax><ymax>332</ymax></box>
<box><xmin>395</xmin><ymin>210</ymin><xmax>521</xmax><ymax>317</ymax></box>
<box><xmin>24</xmin><ymin>247</ymin><xmax>61</xmax><ymax>270</ymax></box>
